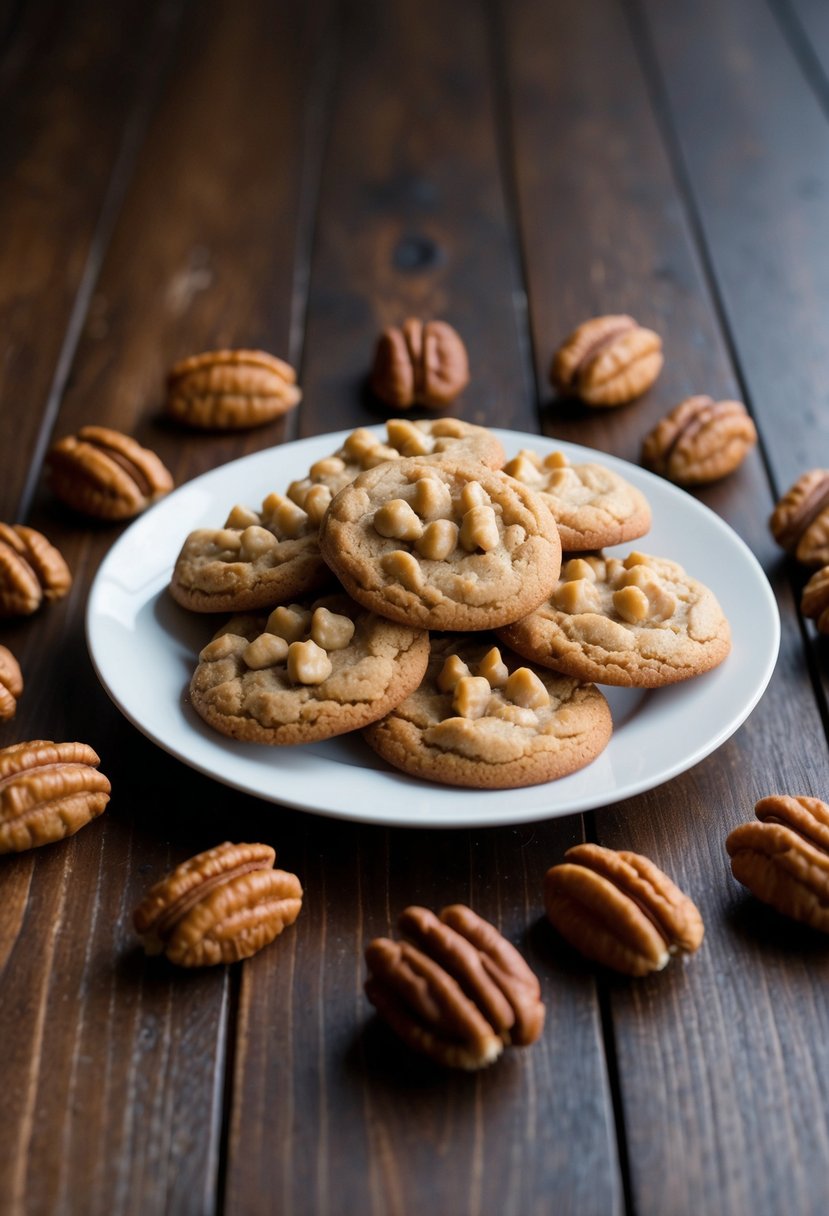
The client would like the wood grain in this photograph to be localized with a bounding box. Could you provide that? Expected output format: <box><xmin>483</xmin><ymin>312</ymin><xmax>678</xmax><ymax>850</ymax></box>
<box><xmin>505</xmin><ymin>1</ymin><xmax>829</xmax><ymax>1213</ymax></box>
<box><xmin>0</xmin><ymin>0</ymin><xmax>184</xmax><ymax>522</ymax></box>
<box><xmin>0</xmin><ymin>1</ymin><xmax>327</xmax><ymax>1212</ymax></box>
<box><xmin>224</xmin><ymin>3</ymin><xmax>622</xmax><ymax>1214</ymax></box>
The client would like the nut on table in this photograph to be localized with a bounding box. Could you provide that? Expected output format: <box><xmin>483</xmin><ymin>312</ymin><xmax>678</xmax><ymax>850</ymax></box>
<box><xmin>0</xmin><ymin>739</ymin><xmax>111</xmax><ymax>853</ymax></box>
<box><xmin>0</xmin><ymin>522</ymin><xmax>72</xmax><ymax>616</ymax></box>
<box><xmin>166</xmin><ymin>348</ymin><xmax>302</xmax><ymax>429</ymax></box>
<box><xmin>726</xmin><ymin>795</ymin><xmax>829</xmax><ymax>934</ymax></box>
<box><xmin>370</xmin><ymin>318</ymin><xmax>470</xmax><ymax>409</ymax></box>
<box><xmin>550</xmin><ymin>314</ymin><xmax>663</xmax><ymax>407</ymax></box>
<box><xmin>364</xmin><ymin>903</ymin><xmax>545</xmax><ymax>1070</ymax></box>
<box><xmin>46</xmin><ymin>425</ymin><xmax>173</xmax><ymax>520</ymax></box>
<box><xmin>0</xmin><ymin>645</ymin><xmax>22</xmax><ymax>720</ymax></box>
<box><xmin>641</xmin><ymin>395</ymin><xmax>757</xmax><ymax>485</ymax></box>
<box><xmin>133</xmin><ymin>840</ymin><xmax>303</xmax><ymax>966</ymax></box>
<box><xmin>769</xmin><ymin>469</ymin><xmax>829</xmax><ymax>566</ymax></box>
<box><xmin>544</xmin><ymin>843</ymin><xmax>704</xmax><ymax>975</ymax></box>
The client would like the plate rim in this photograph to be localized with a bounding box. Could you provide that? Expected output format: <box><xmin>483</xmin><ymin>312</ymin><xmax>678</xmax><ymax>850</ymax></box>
<box><xmin>86</xmin><ymin>425</ymin><xmax>781</xmax><ymax>828</ymax></box>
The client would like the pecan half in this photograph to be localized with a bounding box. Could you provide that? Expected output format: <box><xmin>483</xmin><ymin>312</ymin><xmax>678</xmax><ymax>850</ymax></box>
<box><xmin>133</xmin><ymin>841</ymin><xmax>303</xmax><ymax>967</ymax></box>
<box><xmin>370</xmin><ymin>319</ymin><xmax>470</xmax><ymax>410</ymax></box>
<box><xmin>364</xmin><ymin>903</ymin><xmax>544</xmax><ymax>1070</ymax></box>
<box><xmin>0</xmin><ymin>740</ymin><xmax>110</xmax><ymax>853</ymax></box>
<box><xmin>0</xmin><ymin>523</ymin><xmax>72</xmax><ymax>616</ymax></box>
<box><xmin>544</xmin><ymin>843</ymin><xmax>704</xmax><ymax>976</ymax></box>
<box><xmin>642</xmin><ymin>396</ymin><xmax>757</xmax><ymax>485</ymax></box>
<box><xmin>0</xmin><ymin>646</ymin><xmax>22</xmax><ymax>721</ymax></box>
<box><xmin>550</xmin><ymin>314</ymin><xmax>663</xmax><ymax>407</ymax></box>
<box><xmin>769</xmin><ymin>470</ymin><xmax>829</xmax><ymax>566</ymax></box>
<box><xmin>166</xmin><ymin>349</ymin><xmax>302</xmax><ymax>429</ymax></box>
<box><xmin>726</xmin><ymin>795</ymin><xmax>829</xmax><ymax>934</ymax></box>
<box><xmin>802</xmin><ymin>567</ymin><xmax>829</xmax><ymax>633</ymax></box>
<box><xmin>46</xmin><ymin>425</ymin><xmax>173</xmax><ymax>520</ymax></box>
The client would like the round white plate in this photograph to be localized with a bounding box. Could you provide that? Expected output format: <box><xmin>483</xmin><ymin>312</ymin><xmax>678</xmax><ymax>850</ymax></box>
<box><xmin>86</xmin><ymin>427</ymin><xmax>779</xmax><ymax>828</ymax></box>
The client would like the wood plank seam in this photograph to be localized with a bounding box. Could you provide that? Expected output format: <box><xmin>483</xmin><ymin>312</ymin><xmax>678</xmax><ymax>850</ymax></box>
<box><xmin>625</xmin><ymin>0</ymin><xmax>829</xmax><ymax>758</ymax></box>
<box><xmin>767</xmin><ymin>0</ymin><xmax>829</xmax><ymax>126</ymax></box>
<box><xmin>11</xmin><ymin>0</ymin><xmax>188</xmax><ymax>524</ymax></box>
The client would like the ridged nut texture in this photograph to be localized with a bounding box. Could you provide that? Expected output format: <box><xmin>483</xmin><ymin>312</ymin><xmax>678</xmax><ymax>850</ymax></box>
<box><xmin>0</xmin><ymin>740</ymin><xmax>110</xmax><ymax>853</ymax></box>
<box><xmin>0</xmin><ymin>646</ymin><xmax>23</xmax><ymax>721</ymax></box>
<box><xmin>364</xmin><ymin>903</ymin><xmax>545</xmax><ymax>1070</ymax></box>
<box><xmin>133</xmin><ymin>841</ymin><xmax>303</xmax><ymax>967</ymax></box>
<box><xmin>370</xmin><ymin>319</ymin><xmax>470</xmax><ymax>409</ymax></box>
<box><xmin>0</xmin><ymin>523</ymin><xmax>72</xmax><ymax>616</ymax></box>
<box><xmin>726</xmin><ymin>796</ymin><xmax>829</xmax><ymax>934</ymax></box>
<box><xmin>166</xmin><ymin>349</ymin><xmax>302</xmax><ymax>429</ymax></box>
<box><xmin>641</xmin><ymin>396</ymin><xmax>757</xmax><ymax>486</ymax></box>
<box><xmin>544</xmin><ymin>843</ymin><xmax>704</xmax><ymax>976</ymax></box>
<box><xmin>550</xmin><ymin>314</ymin><xmax>663</xmax><ymax>407</ymax></box>
<box><xmin>46</xmin><ymin>425</ymin><xmax>173</xmax><ymax>520</ymax></box>
<box><xmin>769</xmin><ymin>470</ymin><xmax>829</xmax><ymax>566</ymax></box>
<box><xmin>801</xmin><ymin>567</ymin><xmax>829</xmax><ymax>633</ymax></box>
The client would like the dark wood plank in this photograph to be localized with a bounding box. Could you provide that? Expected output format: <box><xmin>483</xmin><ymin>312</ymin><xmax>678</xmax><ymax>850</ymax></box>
<box><xmin>505</xmin><ymin>1</ymin><xmax>829</xmax><ymax>1213</ymax></box>
<box><xmin>225</xmin><ymin>3</ymin><xmax>622</xmax><ymax>1215</ymax></box>
<box><xmin>0</xmin><ymin>2</ymin><xmax>326</xmax><ymax>1211</ymax></box>
<box><xmin>0</xmin><ymin>0</ymin><xmax>184</xmax><ymax>522</ymax></box>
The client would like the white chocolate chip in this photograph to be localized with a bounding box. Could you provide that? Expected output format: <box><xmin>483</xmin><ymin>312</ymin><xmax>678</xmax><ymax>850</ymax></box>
<box><xmin>342</xmin><ymin>428</ymin><xmax>378</xmax><ymax>461</ymax></box>
<box><xmin>287</xmin><ymin>639</ymin><xmax>332</xmax><ymax>685</ymax></box>
<box><xmin>362</xmin><ymin>443</ymin><xmax>400</xmax><ymax>468</ymax></box>
<box><xmin>477</xmin><ymin>647</ymin><xmax>509</xmax><ymax>687</ymax></box>
<box><xmin>200</xmin><ymin>634</ymin><xmax>245</xmax><ymax>662</ymax></box>
<box><xmin>613</xmin><ymin>585</ymin><xmax>649</xmax><ymax>623</ymax></box>
<box><xmin>437</xmin><ymin>653</ymin><xmax>472</xmax><ymax>692</ymax></box>
<box><xmin>380</xmin><ymin>549</ymin><xmax>424</xmax><ymax>590</ymax></box>
<box><xmin>240</xmin><ymin>525</ymin><xmax>277</xmax><ymax>559</ymax></box>
<box><xmin>453</xmin><ymin>675</ymin><xmax>492</xmax><ymax>719</ymax></box>
<box><xmin>211</xmin><ymin>529</ymin><xmax>243</xmax><ymax>553</ymax></box>
<box><xmin>487</xmin><ymin>699</ymin><xmax>538</xmax><ymax>727</ymax></box>
<box><xmin>430</xmin><ymin>418</ymin><xmax>465</xmax><ymax>437</ymax></box>
<box><xmin>309</xmin><ymin>456</ymin><xmax>346</xmax><ymax>479</ymax></box>
<box><xmin>261</xmin><ymin>492</ymin><xmax>309</xmax><ymax>539</ymax></box>
<box><xmin>623</xmin><ymin>551</ymin><xmax>651</xmax><ymax>570</ymax></box>
<box><xmin>224</xmin><ymin>504</ymin><xmax>260</xmax><ymax>529</ymax></box>
<box><xmin>460</xmin><ymin>504</ymin><xmax>500</xmax><ymax>552</ymax></box>
<box><xmin>266</xmin><ymin>604</ymin><xmax>312</xmax><ymax>642</ymax></box>
<box><xmin>504</xmin><ymin>667</ymin><xmax>550</xmax><ymax>709</ymax></box>
<box><xmin>286</xmin><ymin>479</ymin><xmax>311</xmax><ymax>508</ymax></box>
<box><xmin>503</xmin><ymin>453</ymin><xmax>543</xmax><ymax>484</ymax></box>
<box><xmin>415</xmin><ymin>518</ymin><xmax>459</xmax><ymax>560</ymax></box>
<box><xmin>243</xmin><ymin>633</ymin><xmax>290</xmax><ymax>669</ymax></box>
<box><xmin>310</xmin><ymin>606</ymin><xmax>355</xmax><ymax>650</ymax></box>
<box><xmin>542</xmin><ymin>450</ymin><xmax>568</xmax><ymax>470</ymax></box>
<box><xmin>561</xmin><ymin>557</ymin><xmax>597</xmax><ymax>583</ymax></box>
<box><xmin>411</xmin><ymin>476</ymin><xmax>452</xmax><ymax>519</ymax></box>
<box><xmin>373</xmin><ymin>499</ymin><xmax>424</xmax><ymax>541</ymax></box>
<box><xmin>303</xmin><ymin>483</ymin><xmax>332</xmax><ymax>524</ymax></box>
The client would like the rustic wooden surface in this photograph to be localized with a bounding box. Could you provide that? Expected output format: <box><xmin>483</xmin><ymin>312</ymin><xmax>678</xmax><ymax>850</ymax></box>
<box><xmin>1</xmin><ymin>1</ymin><xmax>827</xmax><ymax>1213</ymax></box>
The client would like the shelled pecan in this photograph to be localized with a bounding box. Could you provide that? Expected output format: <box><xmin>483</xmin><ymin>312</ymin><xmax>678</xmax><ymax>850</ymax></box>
<box><xmin>46</xmin><ymin>425</ymin><xmax>173</xmax><ymax>520</ymax></box>
<box><xmin>769</xmin><ymin>469</ymin><xmax>829</xmax><ymax>566</ymax></box>
<box><xmin>370</xmin><ymin>319</ymin><xmax>469</xmax><ymax>409</ymax></box>
<box><xmin>0</xmin><ymin>646</ymin><xmax>22</xmax><ymax>721</ymax></box>
<box><xmin>641</xmin><ymin>395</ymin><xmax>757</xmax><ymax>485</ymax></box>
<box><xmin>550</xmin><ymin>314</ymin><xmax>663</xmax><ymax>406</ymax></box>
<box><xmin>0</xmin><ymin>523</ymin><xmax>72</xmax><ymax>616</ymax></box>
<box><xmin>364</xmin><ymin>903</ymin><xmax>544</xmax><ymax>1070</ymax></box>
<box><xmin>0</xmin><ymin>740</ymin><xmax>110</xmax><ymax>853</ymax></box>
<box><xmin>801</xmin><ymin>567</ymin><xmax>829</xmax><ymax>633</ymax></box>
<box><xmin>166</xmin><ymin>349</ymin><xmax>302</xmax><ymax>429</ymax></box>
<box><xmin>544</xmin><ymin>843</ymin><xmax>704</xmax><ymax>976</ymax></box>
<box><xmin>726</xmin><ymin>796</ymin><xmax>829</xmax><ymax>934</ymax></box>
<box><xmin>133</xmin><ymin>841</ymin><xmax>303</xmax><ymax>967</ymax></box>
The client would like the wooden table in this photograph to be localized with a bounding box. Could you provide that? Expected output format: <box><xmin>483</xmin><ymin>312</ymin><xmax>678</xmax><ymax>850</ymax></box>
<box><xmin>2</xmin><ymin>1</ymin><xmax>829</xmax><ymax>1212</ymax></box>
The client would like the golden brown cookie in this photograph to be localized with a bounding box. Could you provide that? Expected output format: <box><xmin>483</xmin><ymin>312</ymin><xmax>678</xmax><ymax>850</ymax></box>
<box><xmin>503</xmin><ymin>447</ymin><xmax>651</xmax><ymax>551</ymax></box>
<box><xmin>319</xmin><ymin>457</ymin><xmax>562</xmax><ymax>632</ymax></box>
<box><xmin>170</xmin><ymin>490</ymin><xmax>330</xmax><ymax>613</ymax></box>
<box><xmin>363</xmin><ymin>636</ymin><xmax>611</xmax><ymax>789</ymax></box>
<box><xmin>499</xmin><ymin>551</ymin><xmax>730</xmax><ymax>688</ymax></box>
<box><xmin>190</xmin><ymin>593</ymin><xmax>430</xmax><ymax>745</ymax></box>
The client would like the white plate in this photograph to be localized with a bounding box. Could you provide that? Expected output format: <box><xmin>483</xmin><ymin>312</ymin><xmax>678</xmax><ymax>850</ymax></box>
<box><xmin>86</xmin><ymin>427</ymin><xmax>779</xmax><ymax>828</ymax></box>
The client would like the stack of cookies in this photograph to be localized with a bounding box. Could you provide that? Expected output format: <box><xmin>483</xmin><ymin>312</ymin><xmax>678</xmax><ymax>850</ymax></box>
<box><xmin>169</xmin><ymin>418</ymin><xmax>731</xmax><ymax>790</ymax></box>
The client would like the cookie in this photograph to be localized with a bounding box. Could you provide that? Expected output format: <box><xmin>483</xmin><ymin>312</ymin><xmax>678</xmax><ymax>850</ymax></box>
<box><xmin>190</xmin><ymin>593</ymin><xmax>430</xmax><ymax>745</ymax></box>
<box><xmin>170</xmin><ymin>490</ymin><xmax>330</xmax><ymax>613</ymax></box>
<box><xmin>319</xmin><ymin>457</ymin><xmax>562</xmax><ymax>631</ymax></box>
<box><xmin>503</xmin><ymin>448</ymin><xmax>651</xmax><ymax>551</ymax></box>
<box><xmin>499</xmin><ymin>552</ymin><xmax>731</xmax><ymax>688</ymax></box>
<box><xmin>363</xmin><ymin>635</ymin><xmax>612</xmax><ymax>789</ymax></box>
<box><xmin>285</xmin><ymin>416</ymin><xmax>504</xmax><ymax>514</ymax></box>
